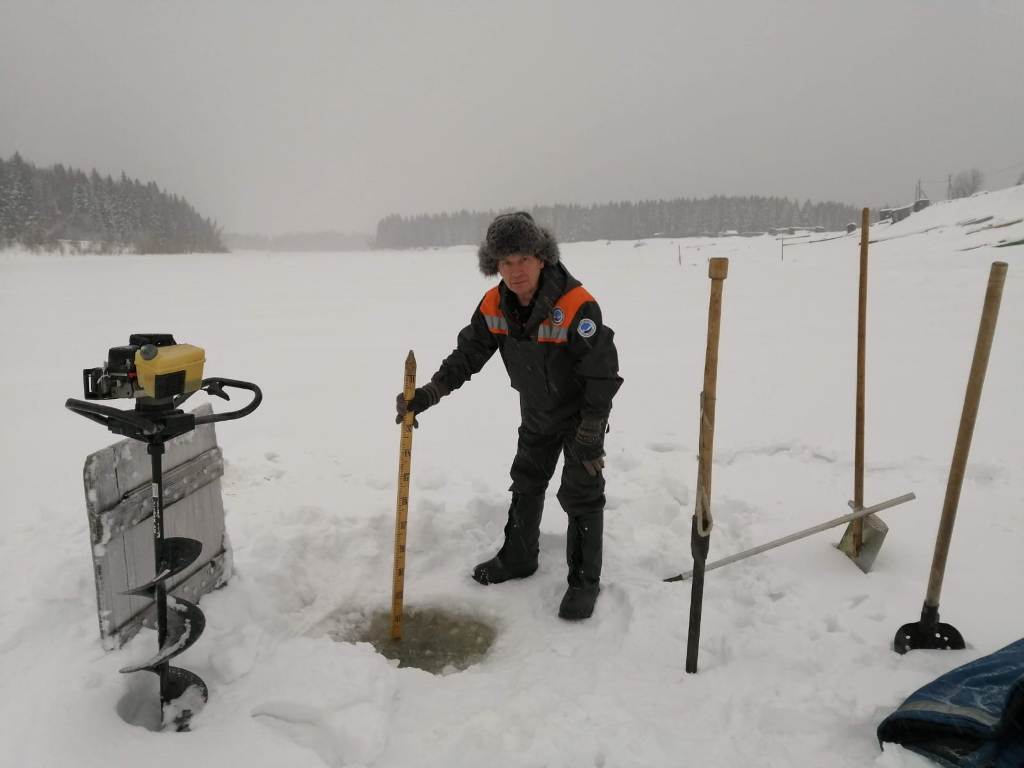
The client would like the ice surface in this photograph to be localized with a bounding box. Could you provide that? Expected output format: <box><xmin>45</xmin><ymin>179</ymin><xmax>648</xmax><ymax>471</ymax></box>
<box><xmin>0</xmin><ymin>186</ymin><xmax>1021</xmax><ymax>766</ymax></box>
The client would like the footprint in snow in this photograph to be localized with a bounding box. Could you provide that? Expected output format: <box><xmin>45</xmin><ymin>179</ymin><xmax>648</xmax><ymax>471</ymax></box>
<box><xmin>646</xmin><ymin>441</ymin><xmax>686</xmax><ymax>454</ymax></box>
<box><xmin>252</xmin><ymin>700</ymin><xmax>387</xmax><ymax>767</ymax></box>
<box><xmin>718</xmin><ymin>443</ymin><xmax>838</xmax><ymax>466</ymax></box>
<box><xmin>846</xmin><ymin>593</ymin><xmax>869</xmax><ymax>610</ymax></box>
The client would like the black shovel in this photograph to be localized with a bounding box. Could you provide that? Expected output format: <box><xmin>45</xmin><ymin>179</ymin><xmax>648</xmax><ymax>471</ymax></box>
<box><xmin>894</xmin><ymin>262</ymin><xmax>1007</xmax><ymax>655</ymax></box>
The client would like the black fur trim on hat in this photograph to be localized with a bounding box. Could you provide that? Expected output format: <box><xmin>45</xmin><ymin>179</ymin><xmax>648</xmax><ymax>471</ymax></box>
<box><xmin>477</xmin><ymin>211</ymin><xmax>560</xmax><ymax>276</ymax></box>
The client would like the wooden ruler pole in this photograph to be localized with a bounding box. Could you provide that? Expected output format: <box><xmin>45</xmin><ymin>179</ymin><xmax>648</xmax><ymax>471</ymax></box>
<box><xmin>391</xmin><ymin>351</ymin><xmax>416</xmax><ymax>640</ymax></box>
<box><xmin>852</xmin><ymin>206</ymin><xmax>870</xmax><ymax>553</ymax></box>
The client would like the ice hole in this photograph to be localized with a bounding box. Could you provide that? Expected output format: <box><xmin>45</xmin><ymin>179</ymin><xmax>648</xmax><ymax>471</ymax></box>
<box><xmin>323</xmin><ymin>607</ymin><xmax>497</xmax><ymax>674</ymax></box>
<box><xmin>116</xmin><ymin>672</ymin><xmax>162</xmax><ymax>732</ymax></box>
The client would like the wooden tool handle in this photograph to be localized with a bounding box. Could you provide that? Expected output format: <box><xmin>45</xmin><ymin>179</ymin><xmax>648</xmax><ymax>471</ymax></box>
<box><xmin>695</xmin><ymin>258</ymin><xmax>728</xmax><ymax>534</ymax></box>
<box><xmin>686</xmin><ymin>257</ymin><xmax>729</xmax><ymax>674</ymax></box>
<box><xmin>925</xmin><ymin>262</ymin><xmax>1008</xmax><ymax>607</ymax></box>
<box><xmin>852</xmin><ymin>207</ymin><xmax>870</xmax><ymax>552</ymax></box>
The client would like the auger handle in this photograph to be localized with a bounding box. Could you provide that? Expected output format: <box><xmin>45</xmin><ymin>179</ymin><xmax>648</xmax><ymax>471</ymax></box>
<box><xmin>65</xmin><ymin>398</ymin><xmax>162</xmax><ymax>435</ymax></box>
<box><xmin>193</xmin><ymin>378</ymin><xmax>263</xmax><ymax>424</ymax></box>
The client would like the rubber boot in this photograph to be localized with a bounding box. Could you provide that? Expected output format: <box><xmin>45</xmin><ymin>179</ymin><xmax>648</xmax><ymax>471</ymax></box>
<box><xmin>472</xmin><ymin>493</ymin><xmax>543</xmax><ymax>585</ymax></box>
<box><xmin>558</xmin><ymin>511</ymin><xmax>603</xmax><ymax>620</ymax></box>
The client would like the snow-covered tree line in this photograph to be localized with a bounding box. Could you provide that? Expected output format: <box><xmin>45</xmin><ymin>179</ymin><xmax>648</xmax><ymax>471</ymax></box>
<box><xmin>374</xmin><ymin>195</ymin><xmax>863</xmax><ymax>249</ymax></box>
<box><xmin>0</xmin><ymin>154</ymin><xmax>225</xmax><ymax>253</ymax></box>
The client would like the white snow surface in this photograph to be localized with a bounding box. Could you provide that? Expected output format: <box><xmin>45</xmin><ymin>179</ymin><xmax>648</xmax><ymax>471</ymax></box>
<box><xmin>1</xmin><ymin>187</ymin><xmax>1022</xmax><ymax>767</ymax></box>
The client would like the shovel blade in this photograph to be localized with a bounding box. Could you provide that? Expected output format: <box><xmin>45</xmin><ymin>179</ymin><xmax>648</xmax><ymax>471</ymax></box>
<box><xmin>893</xmin><ymin>620</ymin><xmax>965</xmax><ymax>655</ymax></box>
<box><xmin>837</xmin><ymin>513</ymin><xmax>888</xmax><ymax>572</ymax></box>
<box><xmin>894</xmin><ymin>603</ymin><xmax>966</xmax><ymax>655</ymax></box>
<box><xmin>893</xmin><ymin>604</ymin><xmax>966</xmax><ymax>655</ymax></box>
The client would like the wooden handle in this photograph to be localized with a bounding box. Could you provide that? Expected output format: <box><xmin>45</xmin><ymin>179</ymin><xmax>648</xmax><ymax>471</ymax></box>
<box><xmin>391</xmin><ymin>351</ymin><xmax>417</xmax><ymax>640</ymax></box>
<box><xmin>925</xmin><ymin>262</ymin><xmax>1008</xmax><ymax>607</ymax></box>
<box><xmin>696</xmin><ymin>258</ymin><xmax>729</xmax><ymax>533</ymax></box>
<box><xmin>852</xmin><ymin>207</ymin><xmax>870</xmax><ymax>552</ymax></box>
<box><xmin>686</xmin><ymin>258</ymin><xmax>729</xmax><ymax>674</ymax></box>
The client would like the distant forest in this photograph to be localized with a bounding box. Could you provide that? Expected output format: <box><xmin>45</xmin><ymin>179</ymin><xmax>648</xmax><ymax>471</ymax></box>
<box><xmin>375</xmin><ymin>196</ymin><xmax>864</xmax><ymax>249</ymax></box>
<box><xmin>225</xmin><ymin>231</ymin><xmax>370</xmax><ymax>252</ymax></box>
<box><xmin>0</xmin><ymin>153</ymin><xmax>225</xmax><ymax>253</ymax></box>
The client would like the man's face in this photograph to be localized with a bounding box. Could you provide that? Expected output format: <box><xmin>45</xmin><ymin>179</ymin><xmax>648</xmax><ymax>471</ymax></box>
<box><xmin>497</xmin><ymin>253</ymin><xmax>544</xmax><ymax>303</ymax></box>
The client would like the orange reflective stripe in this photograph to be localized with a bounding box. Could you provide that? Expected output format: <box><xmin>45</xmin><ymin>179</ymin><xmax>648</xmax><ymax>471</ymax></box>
<box><xmin>480</xmin><ymin>284</ymin><xmax>596</xmax><ymax>342</ymax></box>
<box><xmin>480</xmin><ymin>285</ymin><xmax>501</xmax><ymax>316</ymax></box>
<box><xmin>479</xmin><ymin>285</ymin><xmax>508</xmax><ymax>335</ymax></box>
<box><xmin>538</xmin><ymin>285</ymin><xmax>596</xmax><ymax>343</ymax></box>
<box><xmin>557</xmin><ymin>286</ymin><xmax>595</xmax><ymax>325</ymax></box>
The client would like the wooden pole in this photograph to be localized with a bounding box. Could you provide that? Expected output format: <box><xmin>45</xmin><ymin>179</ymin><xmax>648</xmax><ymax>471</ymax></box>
<box><xmin>924</xmin><ymin>262</ymin><xmax>1007</xmax><ymax>609</ymax></box>
<box><xmin>685</xmin><ymin>257</ymin><xmax>728</xmax><ymax>674</ymax></box>
<box><xmin>391</xmin><ymin>351</ymin><xmax>416</xmax><ymax>640</ymax></box>
<box><xmin>851</xmin><ymin>207</ymin><xmax>870</xmax><ymax>554</ymax></box>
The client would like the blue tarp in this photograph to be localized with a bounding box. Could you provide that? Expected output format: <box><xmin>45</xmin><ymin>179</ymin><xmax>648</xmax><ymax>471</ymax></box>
<box><xmin>878</xmin><ymin>638</ymin><xmax>1024</xmax><ymax>767</ymax></box>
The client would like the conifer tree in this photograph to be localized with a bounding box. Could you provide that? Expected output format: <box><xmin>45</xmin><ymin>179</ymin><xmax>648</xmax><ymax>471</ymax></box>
<box><xmin>0</xmin><ymin>154</ymin><xmax>226</xmax><ymax>253</ymax></box>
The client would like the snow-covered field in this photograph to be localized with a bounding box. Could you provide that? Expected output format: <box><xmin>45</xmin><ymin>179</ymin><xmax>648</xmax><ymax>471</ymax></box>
<box><xmin>1</xmin><ymin>187</ymin><xmax>1022</xmax><ymax>767</ymax></box>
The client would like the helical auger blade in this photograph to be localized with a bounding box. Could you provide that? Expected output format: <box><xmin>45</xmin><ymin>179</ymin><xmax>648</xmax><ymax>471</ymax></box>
<box><xmin>119</xmin><ymin>535</ymin><xmax>208</xmax><ymax>730</ymax></box>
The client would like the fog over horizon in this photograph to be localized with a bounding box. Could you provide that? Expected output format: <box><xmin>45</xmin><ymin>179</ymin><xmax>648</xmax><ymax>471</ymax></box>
<box><xmin>2</xmin><ymin>1</ymin><xmax>1022</xmax><ymax>236</ymax></box>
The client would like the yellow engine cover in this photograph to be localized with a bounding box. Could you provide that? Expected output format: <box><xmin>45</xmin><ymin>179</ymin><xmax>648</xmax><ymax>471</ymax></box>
<box><xmin>134</xmin><ymin>344</ymin><xmax>206</xmax><ymax>399</ymax></box>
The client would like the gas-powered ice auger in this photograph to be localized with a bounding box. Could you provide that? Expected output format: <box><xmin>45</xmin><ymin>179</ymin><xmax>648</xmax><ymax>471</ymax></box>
<box><xmin>66</xmin><ymin>334</ymin><xmax>261</xmax><ymax>730</ymax></box>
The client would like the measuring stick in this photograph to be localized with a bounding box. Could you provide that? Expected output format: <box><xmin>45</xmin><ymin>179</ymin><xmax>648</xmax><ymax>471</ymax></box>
<box><xmin>391</xmin><ymin>351</ymin><xmax>416</xmax><ymax>640</ymax></box>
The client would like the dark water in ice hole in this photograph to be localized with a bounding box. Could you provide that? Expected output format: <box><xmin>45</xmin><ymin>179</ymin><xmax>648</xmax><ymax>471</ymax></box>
<box><xmin>329</xmin><ymin>607</ymin><xmax>497</xmax><ymax>674</ymax></box>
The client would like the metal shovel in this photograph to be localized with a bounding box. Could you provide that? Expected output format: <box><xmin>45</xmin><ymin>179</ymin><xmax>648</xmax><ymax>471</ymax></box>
<box><xmin>837</xmin><ymin>506</ymin><xmax>888</xmax><ymax>573</ymax></box>
<box><xmin>837</xmin><ymin>208</ymin><xmax>890</xmax><ymax>572</ymax></box>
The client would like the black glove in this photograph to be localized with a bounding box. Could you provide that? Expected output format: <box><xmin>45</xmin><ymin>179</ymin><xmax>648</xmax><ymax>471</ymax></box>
<box><xmin>395</xmin><ymin>380</ymin><xmax>449</xmax><ymax>425</ymax></box>
<box><xmin>572</xmin><ymin>418</ymin><xmax>606</xmax><ymax>476</ymax></box>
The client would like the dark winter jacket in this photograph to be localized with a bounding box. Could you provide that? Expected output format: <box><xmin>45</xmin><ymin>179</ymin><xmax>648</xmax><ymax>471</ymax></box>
<box><xmin>431</xmin><ymin>263</ymin><xmax>622</xmax><ymax>433</ymax></box>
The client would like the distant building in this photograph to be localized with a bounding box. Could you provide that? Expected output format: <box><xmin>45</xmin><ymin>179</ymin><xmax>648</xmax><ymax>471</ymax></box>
<box><xmin>891</xmin><ymin>204</ymin><xmax>914</xmax><ymax>223</ymax></box>
<box><xmin>876</xmin><ymin>198</ymin><xmax>929</xmax><ymax>227</ymax></box>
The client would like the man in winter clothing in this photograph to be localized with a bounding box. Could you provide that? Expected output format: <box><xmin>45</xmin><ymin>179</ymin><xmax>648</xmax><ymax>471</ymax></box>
<box><xmin>395</xmin><ymin>211</ymin><xmax>622</xmax><ymax>620</ymax></box>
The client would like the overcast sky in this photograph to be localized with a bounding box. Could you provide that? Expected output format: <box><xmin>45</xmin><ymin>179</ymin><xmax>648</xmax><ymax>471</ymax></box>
<box><xmin>2</xmin><ymin>1</ymin><xmax>1022</xmax><ymax>235</ymax></box>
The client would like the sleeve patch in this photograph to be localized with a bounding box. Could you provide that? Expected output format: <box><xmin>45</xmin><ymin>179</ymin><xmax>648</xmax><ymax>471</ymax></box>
<box><xmin>577</xmin><ymin>318</ymin><xmax>597</xmax><ymax>338</ymax></box>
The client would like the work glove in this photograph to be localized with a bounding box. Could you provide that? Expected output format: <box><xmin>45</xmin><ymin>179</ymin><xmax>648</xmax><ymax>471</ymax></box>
<box><xmin>394</xmin><ymin>380</ymin><xmax>449</xmax><ymax>426</ymax></box>
<box><xmin>572</xmin><ymin>418</ymin><xmax>606</xmax><ymax>476</ymax></box>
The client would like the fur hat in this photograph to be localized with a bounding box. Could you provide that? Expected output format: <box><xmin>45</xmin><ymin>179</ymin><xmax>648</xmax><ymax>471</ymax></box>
<box><xmin>477</xmin><ymin>211</ymin><xmax>560</xmax><ymax>276</ymax></box>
